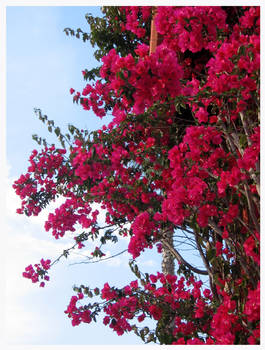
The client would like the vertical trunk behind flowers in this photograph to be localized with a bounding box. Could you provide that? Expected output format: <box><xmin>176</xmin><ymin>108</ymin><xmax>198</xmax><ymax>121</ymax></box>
<box><xmin>149</xmin><ymin>7</ymin><xmax>164</xmax><ymax>55</ymax></box>
<box><xmin>149</xmin><ymin>8</ymin><xmax>175</xmax><ymax>278</ymax></box>
<box><xmin>149</xmin><ymin>13</ymin><xmax>176</xmax><ymax>342</ymax></box>
<box><xmin>161</xmin><ymin>230</ymin><xmax>175</xmax><ymax>276</ymax></box>
<box><xmin>149</xmin><ymin>7</ymin><xmax>158</xmax><ymax>55</ymax></box>
<box><xmin>159</xmin><ymin>229</ymin><xmax>176</xmax><ymax>344</ymax></box>
<box><xmin>149</xmin><ymin>7</ymin><xmax>176</xmax><ymax>279</ymax></box>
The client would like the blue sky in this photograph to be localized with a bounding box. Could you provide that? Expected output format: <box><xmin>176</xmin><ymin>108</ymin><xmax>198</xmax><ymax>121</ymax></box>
<box><xmin>5</xmin><ymin>6</ymin><xmax>162</xmax><ymax>346</ymax></box>
<box><xmin>7</xmin><ymin>6</ymin><xmax>108</xmax><ymax>178</ymax></box>
<box><xmin>4</xmin><ymin>4</ymin><xmax>211</xmax><ymax>348</ymax></box>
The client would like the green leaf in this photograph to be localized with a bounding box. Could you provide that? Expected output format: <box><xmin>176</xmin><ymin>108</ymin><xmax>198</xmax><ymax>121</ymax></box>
<box><xmin>63</xmin><ymin>250</ymin><xmax>69</xmax><ymax>258</ymax></box>
<box><xmin>143</xmin><ymin>327</ymin><xmax>149</xmax><ymax>336</ymax></box>
<box><xmin>48</xmin><ymin>120</ymin><xmax>54</xmax><ymax>127</ymax></box>
<box><xmin>87</xmin><ymin>291</ymin><xmax>93</xmax><ymax>298</ymax></box>
<box><xmin>59</xmin><ymin>135</ymin><xmax>65</xmax><ymax>148</ymax></box>
<box><xmin>94</xmin><ymin>287</ymin><xmax>100</xmax><ymax>296</ymax></box>
<box><xmin>206</xmin><ymin>248</ymin><xmax>216</xmax><ymax>262</ymax></box>
<box><xmin>146</xmin><ymin>333</ymin><xmax>155</xmax><ymax>343</ymax></box>
<box><xmin>55</xmin><ymin>127</ymin><xmax>61</xmax><ymax>137</ymax></box>
<box><xmin>68</xmin><ymin>124</ymin><xmax>75</xmax><ymax>134</ymax></box>
<box><xmin>132</xmin><ymin>325</ymin><xmax>139</xmax><ymax>336</ymax></box>
<box><xmin>239</xmin><ymin>134</ymin><xmax>247</xmax><ymax>149</ymax></box>
<box><xmin>140</xmin><ymin>329</ymin><xmax>145</xmax><ymax>341</ymax></box>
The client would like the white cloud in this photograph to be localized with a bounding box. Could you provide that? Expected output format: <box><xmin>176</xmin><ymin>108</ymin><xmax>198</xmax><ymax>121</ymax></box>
<box><xmin>3</xmin><ymin>166</ymin><xmax>158</xmax><ymax>344</ymax></box>
<box><xmin>4</xmin><ymin>304</ymin><xmax>44</xmax><ymax>343</ymax></box>
<box><xmin>4</xmin><ymin>174</ymin><xmax>78</xmax><ymax>343</ymax></box>
<box><xmin>141</xmin><ymin>259</ymin><xmax>156</xmax><ymax>267</ymax></box>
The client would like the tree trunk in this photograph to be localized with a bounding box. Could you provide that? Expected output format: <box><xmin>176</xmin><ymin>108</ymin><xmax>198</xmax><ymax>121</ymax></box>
<box><xmin>156</xmin><ymin>229</ymin><xmax>175</xmax><ymax>344</ymax></box>
<box><xmin>161</xmin><ymin>230</ymin><xmax>175</xmax><ymax>276</ymax></box>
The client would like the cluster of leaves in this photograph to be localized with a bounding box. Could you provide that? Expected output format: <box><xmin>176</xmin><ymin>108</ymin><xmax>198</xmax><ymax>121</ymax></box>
<box><xmin>64</xmin><ymin>6</ymin><xmax>151</xmax><ymax>81</ymax></box>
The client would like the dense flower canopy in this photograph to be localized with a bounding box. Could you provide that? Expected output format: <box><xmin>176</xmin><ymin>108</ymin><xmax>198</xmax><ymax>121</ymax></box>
<box><xmin>14</xmin><ymin>6</ymin><xmax>260</xmax><ymax>344</ymax></box>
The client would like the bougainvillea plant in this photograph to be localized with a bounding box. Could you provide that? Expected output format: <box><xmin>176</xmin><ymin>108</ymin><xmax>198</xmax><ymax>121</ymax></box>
<box><xmin>13</xmin><ymin>6</ymin><xmax>260</xmax><ymax>344</ymax></box>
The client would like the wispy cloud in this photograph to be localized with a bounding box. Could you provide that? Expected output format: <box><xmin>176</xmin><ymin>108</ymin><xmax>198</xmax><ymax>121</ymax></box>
<box><xmin>4</xmin><ymin>171</ymin><xmax>76</xmax><ymax>344</ymax></box>
<box><xmin>4</xmin><ymin>167</ymin><xmax>159</xmax><ymax>345</ymax></box>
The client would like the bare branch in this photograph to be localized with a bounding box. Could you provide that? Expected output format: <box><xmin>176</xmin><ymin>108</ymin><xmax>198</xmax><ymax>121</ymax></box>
<box><xmin>239</xmin><ymin>112</ymin><xmax>252</xmax><ymax>147</ymax></box>
<box><xmin>244</xmin><ymin>183</ymin><xmax>259</xmax><ymax>232</ymax></box>
<box><xmin>161</xmin><ymin>238</ymin><xmax>208</xmax><ymax>276</ymax></box>
<box><xmin>69</xmin><ymin>249</ymin><xmax>128</xmax><ymax>265</ymax></box>
<box><xmin>208</xmin><ymin>220</ymin><xmax>223</xmax><ymax>238</ymax></box>
<box><xmin>194</xmin><ymin>233</ymin><xmax>214</xmax><ymax>279</ymax></box>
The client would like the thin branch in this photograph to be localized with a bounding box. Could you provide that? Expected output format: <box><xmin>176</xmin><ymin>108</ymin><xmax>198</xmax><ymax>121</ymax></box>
<box><xmin>173</xmin><ymin>236</ymin><xmax>197</xmax><ymax>250</ymax></box>
<box><xmin>239</xmin><ymin>112</ymin><xmax>252</xmax><ymax>147</ymax></box>
<box><xmin>194</xmin><ymin>233</ymin><xmax>214</xmax><ymax>280</ymax></box>
<box><xmin>208</xmin><ymin>220</ymin><xmax>223</xmax><ymax>239</ymax></box>
<box><xmin>198</xmin><ymin>167</ymin><xmax>219</xmax><ymax>180</ymax></box>
<box><xmin>236</xmin><ymin>216</ymin><xmax>256</xmax><ymax>236</ymax></box>
<box><xmin>69</xmin><ymin>249</ymin><xmax>128</xmax><ymax>265</ymax></box>
<box><xmin>161</xmin><ymin>238</ymin><xmax>208</xmax><ymax>276</ymax></box>
<box><xmin>180</xmin><ymin>227</ymin><xmax>196</xmax><ymax>235</ymax></box>
<box><xmin>218</xmin><ymin>119</ymin><xmax>238</xmax><ymax>155</ymax></box>
<box><xmin>50</xmin><ymin>242</ymin><xmax>79</xmax><ymax>268</ymax></box>
<box><xmin>243</xmin><ymin>183</ymin><xmax>259</xmax><ymax>232</ymax></box>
